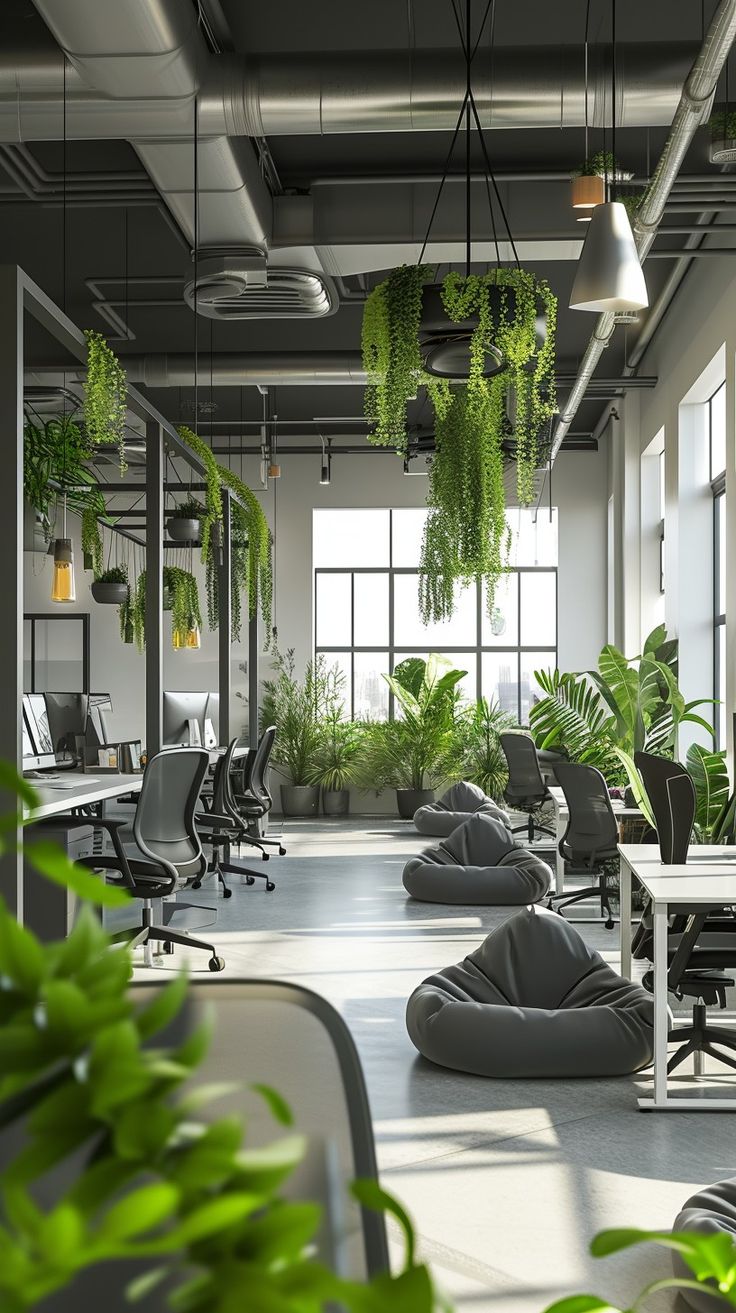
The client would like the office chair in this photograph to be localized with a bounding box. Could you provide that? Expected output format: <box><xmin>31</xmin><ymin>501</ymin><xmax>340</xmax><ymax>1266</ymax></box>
<box><xmin>231</xmin><ymin>725</ymin><xmax>286</xmax><ymax>853</ymax></box>
<box><xmin>546</xmin><ymin>761</ymin><xmax>618</xmax><ymax>930</ymax></box>
<box><xmin>634</xmin><ymin>750</ymin><xmax>697</xmax><ymax>864</ymax></box>
<box><xmin>37</xmin><ymin>748</ymin><xmax>225</xmax><ymax>971</ymax></box>
<box><xmin>195</xmin><ymin>739</ymin><xmax>278</xmax><ymax>893</ymax></box>
<box><xmin>130</xmin><ymin>977</ymin><xmax>389</xmax><ymax>1279</ymax></box>
<box><xmin>499</xmin><ymin>731</ymin><xmax>556</xmax><ymax>842</ymax></box>
<box><xmin>633</xmin><ymin>905</ymin><xmax>736</xmax><ymax>1074</ymax></box>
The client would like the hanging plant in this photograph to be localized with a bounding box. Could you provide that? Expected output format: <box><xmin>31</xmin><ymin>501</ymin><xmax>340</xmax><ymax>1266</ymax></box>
<box><xmin>83</xmin><ymin>329</ymin><xmax>128</xmax><ymax>475</ymax></box>
<box><xmin>24</xmin><ymin>414</ymin><xmax>106</xmax><ymax>570</ymax></box>
<box><xmin>129</xmin><ymin>566</ymin><xmax>202</xmax><ymax>651</ymax></box>
<box><xmin>176</xmin><ymin>425</ymin><xmax>223</xmax><ymax>562</ymax></box>
<box><xmin>363</xmin><ymin>265</ymin><xmax>557</xmax><ymax>619</ymax></box>
<box><xmin>206</xmin><ymin>501</ymin><xmax>250</xmax><ymax>641</ymax></box>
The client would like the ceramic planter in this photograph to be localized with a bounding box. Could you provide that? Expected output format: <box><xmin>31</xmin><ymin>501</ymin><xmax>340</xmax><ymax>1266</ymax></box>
<box><xmin>91</xmin><ymin>580</ymin><xmax>129</xmax><ymax>605</ymax></box>
<box><xmin>396</xmin><ymin>788</ymin><xmax>435</xmax><ymax>819</ymax></box>
<box><xmin>167</xmin><ymin>516</ymin><xmax>201</xmax><ymax>543</ymax></box>
<box><xmin>281</xmin><ymin>784</ymin><xmax>320</xmax><ymax>817</ymax></box>
<box><xmin>322</xmin><ymin>788</ymin><xmax>350</xmax><ymax>817</ymax></box>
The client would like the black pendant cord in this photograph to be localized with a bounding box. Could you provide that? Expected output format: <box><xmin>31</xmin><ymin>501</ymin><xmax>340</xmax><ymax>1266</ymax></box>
<box><xmin>190</xmin><ymin>92</ymin><xmax>199</xmax><ymax>493</ymax></box>
<box><xmin>610</xmin><ymin>0</ymin><xmax>616</xmax><ymax>202</ymax></box>
<box><xmin>417</xmin><ymin>92</ymin><xmax>469</xmax><ymax>265</ymax></box>
<box><xmin>465</xmin><ymin>0</ymin><xmax>471</xmax><ymax>275</ymax></box>
<box><xmin>467</xmin><ymin>89</ymin><xmax>519</xmax><ymax>267</ymax></box>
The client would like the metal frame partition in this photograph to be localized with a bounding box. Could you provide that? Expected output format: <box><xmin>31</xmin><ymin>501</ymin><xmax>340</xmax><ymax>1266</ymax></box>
<box><xmin>0</xmin><ymin>264</ymin><xmax>259</xmax><ymax>915</ymax></box>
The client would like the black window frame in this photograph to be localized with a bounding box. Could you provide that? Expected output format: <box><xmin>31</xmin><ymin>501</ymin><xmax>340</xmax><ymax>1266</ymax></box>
<box><xmin>313</xmin><ymin>512</ymin><xmax>557</xmax><ymax>723</ymax></box>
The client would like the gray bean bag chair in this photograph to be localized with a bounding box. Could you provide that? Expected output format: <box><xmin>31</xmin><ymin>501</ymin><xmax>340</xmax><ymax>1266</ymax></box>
<box><xmin>672</xmin><ymin>1178</ymin><xmax>736</xmax><ymax>1313</ymax></box>
<box><xmin>414</xmin><ymin>781</ymin><xmax>509</xmax><ymax>836</ymax></box>
<box><xmin>406</xmin><ymin>906</ymin><xmax>655</xmax><ymax>1078</ymax></box>
<box><xmin>403</xmin><ymin>812</ymin><xmax>551</xmax><ymax>905</ymax></box>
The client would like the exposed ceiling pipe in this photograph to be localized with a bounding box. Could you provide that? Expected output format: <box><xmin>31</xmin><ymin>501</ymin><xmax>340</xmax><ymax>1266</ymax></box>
<box><xmin>26</xmin><ymin>0</ymin><xmax>271</xmax><ymax>252</ymax></box>
<box><xmin>549</xmin><ymin>0</ymin><xmax>736</xmax><ymax>463</ymax></box>
<box><xmin>28</xmin><ymin>353</ymin><xmax>370</xmax><ymax>388</ymax></box>
<box><xmin>1</xmin><ymin>41</ymin><xmax>700</xmax><ymax>141</ymax></box>
<box><xmin>626</xmin><ymin>211</ymin><xmax>718</xmax><ymax>370</ymax></box>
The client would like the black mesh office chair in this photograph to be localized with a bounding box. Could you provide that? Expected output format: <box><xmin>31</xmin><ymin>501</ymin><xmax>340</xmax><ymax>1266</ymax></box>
<box><xmin>635</xmin><ymin>750</ymin><xmax>697</xmax><ymax>864</ymax></box>
<box><xmin>37</xmin><ymin>748</ymin><xmax>225</xmax><ymax>971</ymax></box>
<box><xmin>547</xmin><ymin>760</ymin><xmax>618</xmax><ymax>929</ymax></box>
<box><xmin>231</xmin><ymin>726</ymin><xmax>285</xmax><ymax>852</ymax></box>
<box><xmin>196</xmin><ymin>739</ymin><xmax>278</xmax><ymax>893</ymax></box>
<box><xmin>499</xmin><ymin>731</ymin><xmax>555</xmax><ymax>842</ymax></box>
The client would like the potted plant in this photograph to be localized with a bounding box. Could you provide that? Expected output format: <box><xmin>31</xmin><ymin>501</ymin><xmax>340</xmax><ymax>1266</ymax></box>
<box><xmin>310</xmin><ymin>714</ymin><xmax>363</xmax><ymax>816</ymax></box>
<box><xmin>90</xmin><ymin>563</ymin><xmax>129</xmax><ymax>605</ymax></box>
<box><xmin>168</xmin><ymin>494</ymin><xmax>203</xmax><ymax>542</ymax></box>
<box><xmin>0</xmin><ymin>770</ymin><xmax>444</xmax><ymax>1313</ymax></box>
<box><xmin>358</xmin><ymin>654</ymin><xmax>465</xmax><ymax>818</ymax></box>
<box><xmin>261</xmin><ymin>648</ymin><xmax>345</xmax><ymax>816</ymax></box>
<box><xmin>709</xmin><ymin>104</ymin><xmax>736</xmax><ymax>161</ymax></box>
<box><xmin>456</xmin><ymin>696</ymin><xmax>516</xmax><ymax>800</ymax></box>
<box><xmin>130</xmin><ymin>566</ymin><xmax>203</xmax><ymax>651</ymax></box>
<box><xmin>23</xmin><ymin>414</ymin><xmax>106</xmax><ymax>571</ymax></box>
<box><xmin>362</xmin><ymin>264</ymin><xmax>557</xmax><ymax>619</ymax></box>
<box><xmin>83</xmin><ymin>328</ymin><xmax>128</xmax><ymax>475</ymax></box>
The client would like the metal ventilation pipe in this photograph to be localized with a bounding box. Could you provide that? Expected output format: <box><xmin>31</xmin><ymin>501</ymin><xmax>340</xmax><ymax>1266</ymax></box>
<box><xmin>28</xmin><ymin>353</ymin><xmax>369</xmax><ymax>388</ymax></box>
<box><xmin>26</xmin><ymin>0</ymin><xmax>271</xmax><ymax>252</ymax></box>
<box><xmin>0</xmin><ymin>42</ymin><xmax>699</xmax><ymax>139</ymax></box>
<box><xmin>550</xmin><ymin>0</ymin><xmax>736</xmax><ymax>462</ymax></box>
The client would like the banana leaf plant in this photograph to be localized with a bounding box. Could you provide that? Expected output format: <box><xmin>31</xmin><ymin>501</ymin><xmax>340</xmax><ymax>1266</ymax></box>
<box><xmin>529</xmin><ymin>625</ymin><xmax>715</xmax><ymax>786</ymax></box>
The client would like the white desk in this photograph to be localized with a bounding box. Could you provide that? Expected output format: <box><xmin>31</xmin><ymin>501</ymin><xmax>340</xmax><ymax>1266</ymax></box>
<box><xmin>23</xmin><ymin>773</ymin><xmax>144</xmax><ymax>939</ymax></box>
<box><xmin>25</xmin><ymin>772</ymin><xmax>143</xmax><ymax>822</ymax></box>
<box><xmin>618</xmin><ymin>843</ymin><xmax>736</xmax><ymax>1111</ymax></box>
<box><xmin>548</xmin><ymin>785</ymin><xmax>639</xmax><ymax>893</ymax></box>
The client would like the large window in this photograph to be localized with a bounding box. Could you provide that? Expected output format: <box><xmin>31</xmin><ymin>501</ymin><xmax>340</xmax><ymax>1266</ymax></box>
<box><xmin>709</xmin><ymin>382</ymin><xmax>727</xmax><ymax>747</ymax></box>
<box><xmin>313</xmin><ymin>507</ymin><xmax>557</xmax><ymax>723</ymax></box>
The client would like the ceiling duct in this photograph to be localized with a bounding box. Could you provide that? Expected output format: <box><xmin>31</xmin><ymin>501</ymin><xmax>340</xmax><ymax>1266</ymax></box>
<box><xmin>549</xmin><ymin>0</ymin><xmax>736</xmax><ymax>462</ymax></box>
<box><xmin>183</xmin><ymin>250</ymin><xmax>338</xmax><ymax>320</ymax></box>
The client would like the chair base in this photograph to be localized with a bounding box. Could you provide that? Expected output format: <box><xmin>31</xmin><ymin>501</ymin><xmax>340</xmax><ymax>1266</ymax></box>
<box><xmin>547</xmin><ymin>879</ymin><xmax>614</xmax><ymax>930</ymax></box>
<box><xmin>510</xmin><ymin>815</ymin><xmax>556</xmax><ymax>844</ymax></box>
<box><xmin>667</xmin><ymin>1002</ymin><xmax>736</xmax><ymax>1074</ymax></box>
<box><xmin>125</xmin><ymin>905</ymin><xmax>224</xmax><ymax>971</ymax></box>
<box><xmin>223</xmin><ymin>858</ymin><xmax>275</xmax><ymax>893</ymax></box>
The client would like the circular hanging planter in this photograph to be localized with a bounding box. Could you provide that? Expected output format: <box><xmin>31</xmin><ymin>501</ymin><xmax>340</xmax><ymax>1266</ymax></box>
<box><xmin>91</xmin><ymin>579</ymin><xmax>129</xmax><ymax>605</ymax></box>
<box><xmin>419</xmin><ymin>283</ymin><xmax>547</xmax><ymax>380</ymax></box>
<box><xmin>167</xmin><ymin>515</ymin><xmax>201</xmax><ymax>543</ymax></box>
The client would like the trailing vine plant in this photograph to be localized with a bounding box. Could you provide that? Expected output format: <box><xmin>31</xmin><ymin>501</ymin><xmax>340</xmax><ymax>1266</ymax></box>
<box><xmin>129</xmin><ymin>566</ymin><xmax>202</xmax><ymax>651</ymax></box>
<box><xmin>83</xmin><ymin>329</ymin><xmax>128</xmax><ymax>475</ymax></box>
<box><xmin>24</xmin><ymin>414</ymin><xmax>106</xmax><ymax>570</ymax></box>
<box><xmin>363</xmin><ymin>265</ymin><xmax>557</xmax><ymax>618</ymax></box>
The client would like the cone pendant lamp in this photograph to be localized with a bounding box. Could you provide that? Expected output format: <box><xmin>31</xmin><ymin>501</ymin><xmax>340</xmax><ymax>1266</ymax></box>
<box><xmin>569</xmin><ymin>201</ymin><xmax>648</xmax><ymax>313</ymax></box>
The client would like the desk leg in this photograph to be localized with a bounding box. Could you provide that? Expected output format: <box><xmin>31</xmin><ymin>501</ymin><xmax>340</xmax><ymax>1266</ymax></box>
<box><xmin>555</xmin><ymin>805</ymin><xmax>565</xmax><ymax>894</ymax></box>
<box><xmin>644</xmin><ymin>904</ymin><xmax>669</xmax><ymax>1109</ymax></box>
<box><xmin>619</xmin><ymin>856</ymin><xmax>632</xmax><ymax>978</ymax></box>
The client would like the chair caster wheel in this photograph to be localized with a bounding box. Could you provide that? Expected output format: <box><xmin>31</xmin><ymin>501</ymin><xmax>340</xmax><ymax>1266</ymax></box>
<box><xmin>245</xmin><ymin>875</ymin><xmax>255</xmax><ymax>886</ymax></box>
<box><xmin>266</xmin><ymin>880</ymin><xmax>275</xmax><ymax>892</ymax></box>
<box><xmin>209</xmin><ymin>956</ymin><xmax>225</xmax><ymax>972</ymax></box>
<box><xmin>192</xmin><ymin>880</ymin><xmax>202</xmax><ymax>890</ymax></box>
<box><xmin>163</xmin><ymin>941</ymin><xmax>174</xmax><ymax>954</ymax></box>
<box><xmin>223</xmin><ymin>887</ymin><xmax>233</xmax><ymax>899</ymax></box>
<box><xmin>278</xmin><ymin>846</ymin><xmax>286</xmax><ymax>856</ymax></box>
<box><xmin>605</xmin><ymin>918</ymin><xmax>614</xmax><ymax>931</ymax></box>
<box><xmin>262</xmin><ymin>853</ymin><xmax>270</xmax><ymax>862</ymax></box>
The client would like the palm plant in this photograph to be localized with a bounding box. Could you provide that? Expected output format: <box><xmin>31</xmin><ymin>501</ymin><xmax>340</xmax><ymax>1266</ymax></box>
<box><xmin>358</xmin><ymin>655</ymin><xmax>465</xmax><ymax>792</ymax></box>
<box><xmin>529</xmin><ymin>625</ymin><xmax>714</xmax><ymax>786</ymax></box>
<box><xmin>309</xmin><ymin>714</ymin><xmax>363</xmax><ymax>791</ymax></box>
<box><xmin>262</xmin><ymin>649</ymin><xmax>345</xmax><ymax>785</ymax></box>
<box><xmin>456</xmin><ymin>697</ymin><xmax>516</xmax><ymax>800</ymax></box>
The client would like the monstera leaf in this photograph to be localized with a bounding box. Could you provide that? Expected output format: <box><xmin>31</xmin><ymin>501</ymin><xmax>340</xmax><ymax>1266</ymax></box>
<box><xmin>687</xmin><ymin>743</ymin><xmax>731</xmax><ymax>840</ymax></box>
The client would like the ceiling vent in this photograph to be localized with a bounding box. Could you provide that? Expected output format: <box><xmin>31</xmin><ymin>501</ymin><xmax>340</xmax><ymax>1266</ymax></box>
<box><xmin>183</xmin><ymin>249</ymin><xmax>337</xmax><ymax>320</ymax></box>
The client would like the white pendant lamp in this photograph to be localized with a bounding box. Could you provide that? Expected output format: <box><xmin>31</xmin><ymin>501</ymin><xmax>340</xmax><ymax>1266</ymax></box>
<box><xmin>569</xmin><ymin>201</ymin><xmax>648</xmax><ymax>313</ymax></box>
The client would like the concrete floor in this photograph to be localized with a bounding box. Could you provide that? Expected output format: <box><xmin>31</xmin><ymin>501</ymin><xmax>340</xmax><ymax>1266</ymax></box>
<box><xmin>137</xmin><ymin>816</ymin><xmax>736</xmax><ymax>1312</ymax></box>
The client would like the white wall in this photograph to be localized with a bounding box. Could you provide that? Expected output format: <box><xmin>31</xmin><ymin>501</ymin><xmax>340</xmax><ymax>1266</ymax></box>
<box><xmin>611</xmin><ymin>251</ymin><xmax>736</xmax><ymax>760</ymax></box>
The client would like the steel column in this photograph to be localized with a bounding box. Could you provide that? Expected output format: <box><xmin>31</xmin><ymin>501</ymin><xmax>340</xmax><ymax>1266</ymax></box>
<box><xmin>0</xmin><ymin>266</ymin><xmax>24</xmax><ymax>918</ymax></box>
<box><xmin>249</xmin><ymin>610</ymin><xmax>259</xmax><ymax>749</ymax></box>
<box><xmin>145</xmin><ymin>420</ymin><xmax>164</xmax><ymax>756</ymax></box>
<box><xmin>218</xmin><ymin>489</ymin><xmax>232</xmax><ymax>745</ymax></box>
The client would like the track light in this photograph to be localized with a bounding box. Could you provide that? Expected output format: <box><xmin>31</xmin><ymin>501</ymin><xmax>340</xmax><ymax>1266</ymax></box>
<box><xmin>569</xmin><ymin>201</ymin><xmax>648</xmax><ymax>313</ymax></box>
<box><xmin>319</xmin><ymin>436</ymin><xmax>331</xmax><ymax>485</ymax></box>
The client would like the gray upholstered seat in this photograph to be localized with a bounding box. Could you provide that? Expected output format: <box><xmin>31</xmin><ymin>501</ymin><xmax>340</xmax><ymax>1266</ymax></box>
<box><xmin>414</xmin><ymin>781</ymin><xmax>510</xmax><ymax>836</ymax></box>
<box><xmin>672</xmin><ymin>1178</ymin><xmax>736</xmax><ymax>1313</ymax></box>
<box><xmin>403</xmin><ymin>812</ymin><xmax>551</xmax><ymax>905</ymax></box>
<box><xmin>406</xmin><ymin>906</ymin><xmax>655</xmax><ymax>1078</ymax></box>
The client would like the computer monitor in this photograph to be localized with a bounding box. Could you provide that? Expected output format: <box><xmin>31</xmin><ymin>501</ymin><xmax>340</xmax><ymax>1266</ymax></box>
<box><xmin>163</xmin><ymin>691</ymin><xmax>219</xmax><ymax>746</ymax></box>
<box><xmin>44</xmin><ymin>692</ymin><xmax>89</xmax><ymax>757</ymax></box>
<box><xmin>87</xmin><ymin>694</ymin><xmax>113</xmax><ymax>748</ymax></box>
<box><xmin>22</xmin><ymin>694</ymin><xmax>56</xmax><ymax>771</ymax></box>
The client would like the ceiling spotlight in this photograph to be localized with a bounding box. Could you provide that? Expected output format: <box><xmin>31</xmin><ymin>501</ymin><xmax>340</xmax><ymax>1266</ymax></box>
<box><xmin>319</xmin><ymin>435</ymin><xmax>331</xmax><ymax>485</ymax></box>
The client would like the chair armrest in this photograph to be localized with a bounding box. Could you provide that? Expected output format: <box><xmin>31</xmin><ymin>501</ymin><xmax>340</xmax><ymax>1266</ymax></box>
<box><xmin>196</xmin><ymin>811</ymin><xmax>241</xmax><ymax>831</ymax></box>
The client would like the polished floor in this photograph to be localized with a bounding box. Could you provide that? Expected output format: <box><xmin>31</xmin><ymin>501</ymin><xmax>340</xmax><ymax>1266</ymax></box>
<box><xmin>139</xmin><ymin>817</ymin><xmax>736</xmax><ymax>1312</ymax></box>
